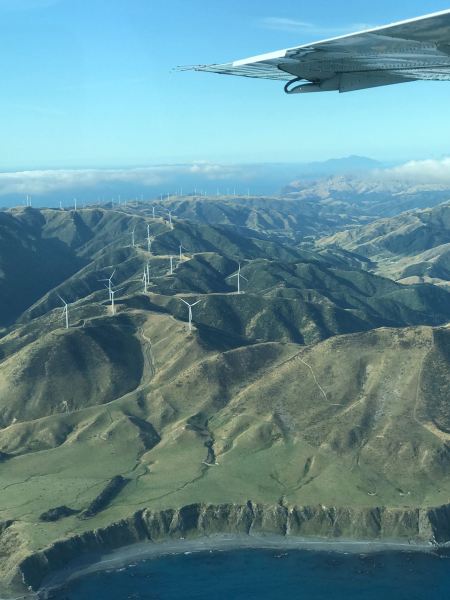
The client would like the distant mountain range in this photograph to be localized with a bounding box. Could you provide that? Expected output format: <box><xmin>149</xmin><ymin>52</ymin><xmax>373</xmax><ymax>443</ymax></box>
<box><xmin>0</xmin><ymin>156</ymin><xmax>389</xmax><ymax>207</ymax></box>
<box><xmin>320</xmin><ymin>201</ymin><xmax>450</xmax><ymax>288</ymax></box>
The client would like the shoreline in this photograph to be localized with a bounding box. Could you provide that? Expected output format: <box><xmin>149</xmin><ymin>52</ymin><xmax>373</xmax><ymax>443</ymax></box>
<box><xmin>36</xmin><ymin>533</ymin><xmax>440</xmax><ymax>599</ymax></box>
<box><xmin>7</xmin><ymin>499</ymin><xmax>450</xmax><ymax>598</ymax></box>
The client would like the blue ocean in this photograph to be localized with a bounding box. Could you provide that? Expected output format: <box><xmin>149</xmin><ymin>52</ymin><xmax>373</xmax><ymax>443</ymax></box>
<box><xmin>48</xmin><ymin>548</ymin><xmax>450</xmax><ymax>599</ymax></box>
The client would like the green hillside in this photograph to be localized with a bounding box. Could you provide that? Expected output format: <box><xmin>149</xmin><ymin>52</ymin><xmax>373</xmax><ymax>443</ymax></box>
<box><xmin>320</xmin><ymin>202</ymin><xmax>450</xmax><ymax>287</ymax></box>
<box><xmin>0</xmin><ymin>202</ymin><xmax>450</xmax><ymax>593</ymax></box>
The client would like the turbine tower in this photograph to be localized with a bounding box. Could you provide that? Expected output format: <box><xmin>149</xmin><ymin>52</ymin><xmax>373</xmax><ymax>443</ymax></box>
<box><xmin>147</xmin><ymin>224</ymin><xmax>152</xmax><ymax>254</ymax></box>
<box><xmin>152</xmin><ymin>205</ymin><xmax>156</xmax><ymax>219</ymax></box>
<box><xmin>58</xmin><ymin>294</ymin><xmax>69</xmax><ymax>329</ymax></box>
<box><xmin>169</xmin><ymin>256</ymin><xmax>174</xmax><ymax>275</ymax></box>
<box><xmin>110</xmin><ymin>287</ymin><xmax>124</xmax><ymax>316</ymax></box>
<box><xmin>131</xmin><ymin>225</ymin><xmax>136</xmax><ymax>247</ymax></box>
<box><xmin>227</xmin><ymin>262</ymin><xmax>248</xmax><ymax>294</ymax></box>
<box><xmin>179</xmin><ymin>243</ymin><xmax>187</xmax><ymax>261</ymax></box>
<box><xmin>100</xmin><ymin>270</ymin><xmax>116</xmax><ymax>301</ymax></box>
<box><xmin>167</xmin><ymin>210</ymin><xmax>174</xmax><ymax>229</ymax></box>
<box><xmin>179</xmin><ymin>298</ymin><xmax>201</xmax><ymax>332</ymax></box>
<box><xmin>142</xmin><ymin>269</ymin><xmax>148</xmax><ymax>293</ymax></box>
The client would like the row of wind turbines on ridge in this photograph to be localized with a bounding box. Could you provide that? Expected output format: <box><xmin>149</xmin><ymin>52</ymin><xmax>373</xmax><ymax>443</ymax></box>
<box><xmin>57</xmin><ymin>209</ymin><xmax>248</xmax><ymax>331</ymax></box>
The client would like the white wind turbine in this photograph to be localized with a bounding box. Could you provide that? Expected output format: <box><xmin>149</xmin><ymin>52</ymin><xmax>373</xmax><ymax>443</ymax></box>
<box><xmin>227</xmin><ymin>262</ymin><xmax>248</xmax><ymax>294</ymax></box>
<box><xmin>99</xmin><ymin>270</ymin><xmax>116</xmax><ymax>301</ymax></box>
<box><xmin>167</xmin><ymin>210</ymin><xmax>174</xmax><ymax>228</ymax></box>
<box><xmin>179</xmin><ymin>243</ymin><xmax>187</xmax><ymax>261</ymax></box>
<box><xmin>58</xmin><ymin>294</ymin><xmax>69</xmax><ymax>329</ymax></box>
<box><xmin>131</xmin><ymin>225</ymin><xmax>137</xmax><ymax>247</ymax></box>
<box><xmin>142</xmin><ymin>268</ymin><xmax>148</xmax><ymax>293</ymax></box>
<box><xmin>147</xmin><ymin>224</ymin><xmax>152</xmax><ymax>254</ymax></box>
<box><xmin>152</xmin><ymin>205</ymin><xmax>156</xmax><ymax>218</ymax></box>
<box><xmin>109</xmin><ymin>287</ymin><xmax>124</xmax><ymax>316</ymax></box>
<box><xmin>179</xmin><ymin>298</ymin><xmax>201</xmax><ymax>332</ymax></box>
<box><xmin>169</xmin><ymin>256</ymin><xmax>175</xmax><ymax>275</ymax></box>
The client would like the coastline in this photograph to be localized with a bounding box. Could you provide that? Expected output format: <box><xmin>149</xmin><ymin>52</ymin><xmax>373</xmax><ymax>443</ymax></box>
<box><xmin>5</xmin><ymin>500</ymin><xmax>450</xmax><ymax>598</ymax></box>
<box><xmin>37</xmin><ymin>533</ymin><xmax>440</xmax><ymax>598</ymax></box>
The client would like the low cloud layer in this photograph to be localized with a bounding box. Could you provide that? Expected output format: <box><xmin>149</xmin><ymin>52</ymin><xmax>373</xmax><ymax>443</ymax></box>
<box><xmin>2</xmin><ymin>158</ymin><xmax>450</xmax><ymax>203</ymax></box>
<box><xmin>380</xmin><ymin>158</ymin><xmax>450</xmax><ymax>184</ymax></box>
<box><xmin>0</xmin><ymin>163</ymin><xmax>252</xmax><ymax>197</ymax></box>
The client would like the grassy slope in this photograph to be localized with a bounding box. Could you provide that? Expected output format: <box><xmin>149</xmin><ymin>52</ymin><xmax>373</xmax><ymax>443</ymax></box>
<box><xmin>1</xmin><ymin>204</ymin><xmax>450</xmax><ymax>580</ymax></box>
<box><xmin>0</xmin><ymin>309</ymin><xmax>449</xmax><ymax>570</ymax></box>
<box><xmin>320</xmin><ymin>202</ymin><xmax>450</xmax><ymax>287</ymax></box>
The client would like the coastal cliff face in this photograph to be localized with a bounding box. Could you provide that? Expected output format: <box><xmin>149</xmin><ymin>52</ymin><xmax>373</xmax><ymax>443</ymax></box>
<box><xmin>14</xmin><ymin>501</ymin><xmax>450</xmax><ymax>592</ymax></box>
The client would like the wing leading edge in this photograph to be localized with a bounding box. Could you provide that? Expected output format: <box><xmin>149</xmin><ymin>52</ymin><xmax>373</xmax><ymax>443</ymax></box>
<box><xmin>179</xmin><ymin>9</ymin><xmax>450</xmax><ymax>93</ymax></box>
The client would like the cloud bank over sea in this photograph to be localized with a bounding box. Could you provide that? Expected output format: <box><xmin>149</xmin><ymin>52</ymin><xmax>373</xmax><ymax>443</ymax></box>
<box><xmin>379</xmin><ymin>157</ymin><xmax>450</xmax><ymax>184</ymax></box>
<box><xmin>1</xmin><ymin>157</ymin><xmax>449</xmax><ymax>206</ymax></box>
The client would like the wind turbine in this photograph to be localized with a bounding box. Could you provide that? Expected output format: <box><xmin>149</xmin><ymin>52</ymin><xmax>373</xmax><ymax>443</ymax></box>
<box><xmin>152</xmin><ymin>205</ymin><xmax>156</xmax><ymax>218</ymax></box>
<box><xmin>58</xmin><ymin>294</ymin><xmax>69</xmax><ymax>329</ymax></box>
<box><xmin>110</xmin><ymin>287</ymin><xmax>124</xmax><ymax>316</ymax></box>
<box><xmin>142</xmin><ymin>269</ymin><xmax>148</xmax><ymax>293</ymax></box>
<box><xmin>74</xmin><ymin>198</ymin><xmax>77</xmax><ymax>211</ymax></box>
<box><xmin>131</xmin><ymin>225</ymin><xmax>136</xmax><ymax>247</ymax></box>
<box><xmin>227</xmin><ymin>262</ymin><xmax>248</xmax><ymax>294</ymax></box>
<box><xmin>179</xmin><ymin>298</ymin><xmax>201</xmax><ymax>332</ymax></box>
<box><xmin>179</xmin><ymin>243</ymin><xmax>187</xmax><ymax>261</ymax></box>
<box><xmin>167</xmin><ymin>209</ymin><xmax>174</xmax><ymax>229</ymax></box>
<box><xmin>100</xmin><ymin>270</ymin><xmax>115</xmax><ymax>301</ymax></box>
<box><xmin>169</xmin><ymin>256</ymin><xmax>175</xmax><ymax>275</ymax></box>
<box><xmin>147</xmin><ymin>224</ymin><xmax>152</xmax><ymax>254</ymax></box>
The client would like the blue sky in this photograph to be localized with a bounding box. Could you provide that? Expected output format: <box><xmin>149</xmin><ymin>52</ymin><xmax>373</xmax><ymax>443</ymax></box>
<box><xmin>1</xmin><ymin>0</ymin><xmax>450</xmax><ymax>173</ymax></box>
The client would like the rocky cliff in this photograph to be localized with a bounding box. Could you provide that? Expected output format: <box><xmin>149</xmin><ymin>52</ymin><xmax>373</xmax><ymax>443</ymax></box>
<box><xmin>12</xmin><ymin>501</ymin><xmax>450</xmax><ymax>592</ymax></box>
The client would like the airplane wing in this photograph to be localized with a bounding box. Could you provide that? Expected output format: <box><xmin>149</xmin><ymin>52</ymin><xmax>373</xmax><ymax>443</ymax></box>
<box><xmin>179</xmin><ymin>9</ymin><xmax>450</xmax><ymax>94</ymax></box>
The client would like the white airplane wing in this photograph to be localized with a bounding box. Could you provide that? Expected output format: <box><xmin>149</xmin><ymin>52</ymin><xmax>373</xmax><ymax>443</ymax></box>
<box><xmin>179</xmin><ymin>10</ymin><xmax>450</xmax><ymax>94</ymax></box>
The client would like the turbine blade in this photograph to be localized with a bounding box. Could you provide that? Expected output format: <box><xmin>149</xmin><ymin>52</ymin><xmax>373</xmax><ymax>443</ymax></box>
<box><xmin>179</xmin><ymin>298</ymin><xmax>190</xmax><ymax>306</ymax></box>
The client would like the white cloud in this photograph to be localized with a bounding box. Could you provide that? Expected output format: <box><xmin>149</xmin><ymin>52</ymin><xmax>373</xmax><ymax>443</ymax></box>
<box><xmin>0</xmin><ymin>163</ymin><xmax>254</xmax><ymax>196</ymax></box>
<box><xmin>379</xmin><ymin>158</ymin><xmax>450</xmax><ymax>184</ymax></box>
<box><xmin>259</xmin><ymin>17</ymin><xmax>376</xmax><ymax>37</ymax></box>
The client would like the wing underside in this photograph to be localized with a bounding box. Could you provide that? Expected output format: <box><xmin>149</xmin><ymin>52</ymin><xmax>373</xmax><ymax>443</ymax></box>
<box><xmin>180</xmin><ymin>10</ymin><xmax>450</xmax><ymax>93</ymax></box>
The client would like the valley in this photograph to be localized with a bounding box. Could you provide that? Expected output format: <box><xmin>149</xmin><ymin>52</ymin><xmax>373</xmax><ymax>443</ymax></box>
<box><xmin>0</xmin><ymin>194</ymin><xmax>449</xmax><ymax>594</ymax></box>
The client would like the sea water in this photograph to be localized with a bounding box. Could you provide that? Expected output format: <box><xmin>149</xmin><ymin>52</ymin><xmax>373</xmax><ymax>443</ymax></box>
<box><xmin>48</xmin><ymin>547</ymin><xmax>450</xmax><ymax>599</ymax></box>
